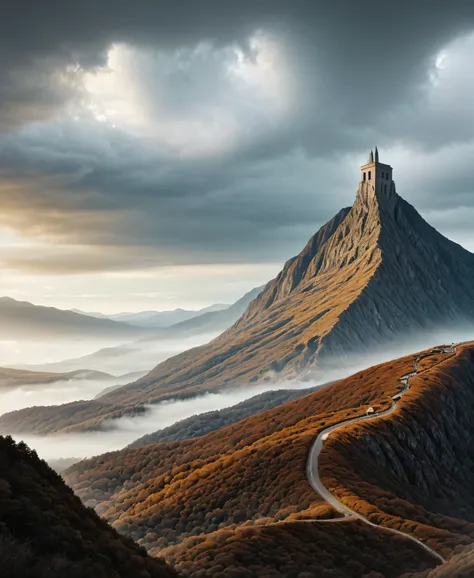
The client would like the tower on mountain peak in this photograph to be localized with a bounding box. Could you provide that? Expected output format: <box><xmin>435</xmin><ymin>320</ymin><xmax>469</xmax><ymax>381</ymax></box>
<box><xmin>359</xmin><ymin>148</ymin><xmax>394</xmax><ymax>203</ymax></box>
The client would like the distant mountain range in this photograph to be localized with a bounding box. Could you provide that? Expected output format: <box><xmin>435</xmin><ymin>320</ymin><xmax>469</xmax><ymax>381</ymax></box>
<box><xmin>0</xmin><ymin>297</ymin><xmax>155</xmax><ymax>340</ymax></box>
<box><xmin>164</xmin><ymin>285</ymin><xmax>265</xmax><ymax>335</ymax></box>
<box><xmin>71</xmin><ymin>303</ymin><xmax>230</xmax><ymax>327</ymax></box>
<box><xmin>0</xmin><ymin>293</ymin><xmax>254</xmax><ymax>345</ymax></box>
<box><xmin>12</xmin><ymin>286</ymin><xmax>264</xmax><ymax>376</ymax></box>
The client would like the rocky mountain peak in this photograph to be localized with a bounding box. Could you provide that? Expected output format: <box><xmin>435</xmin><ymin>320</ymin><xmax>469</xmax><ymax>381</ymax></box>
<box><xmin>5</xmin><ymin>152</ymin><xmax>474</xmax><ymax>434</ymax></box>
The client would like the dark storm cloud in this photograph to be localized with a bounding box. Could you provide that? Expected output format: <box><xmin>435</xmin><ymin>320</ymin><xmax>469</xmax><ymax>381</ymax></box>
<box><xmin>1</xmin><ymin>1</ymin><xmax>474</xmax><ymax>273</ymax></box>
<box><xmin>1</xmin><ymin>0</ymin><xmax>473</xmax><ymax>135</ymax></box>
<box><xmin>0</xmin><ymin>142</ymin><xmax>338</xmax><ymax>268</ymax></box>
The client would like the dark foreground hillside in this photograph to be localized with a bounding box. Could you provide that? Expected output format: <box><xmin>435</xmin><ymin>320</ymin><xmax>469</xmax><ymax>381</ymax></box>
<box><xmin>0</xmin><ymin>435</ymin><xmax>178</xmax><ymax>578</ymax></box>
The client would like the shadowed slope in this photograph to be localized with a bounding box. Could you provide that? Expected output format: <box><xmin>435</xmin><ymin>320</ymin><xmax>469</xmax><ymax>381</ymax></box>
<box><xmin>0</xmin><ymin>435</ymin><xmax>178</xmax><ymax>578</ymax></box>
<box><xmin>404</xmin><ymin>545</ymin><xmax>474</xmax><ymax>578</ymax></box>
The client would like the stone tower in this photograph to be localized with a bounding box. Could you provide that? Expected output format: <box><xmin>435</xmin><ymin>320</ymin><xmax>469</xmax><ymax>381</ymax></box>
<box><xmin>358</xmin><ymin>147</ymin><xmax>394</xmax><ymax>204</ymax></box>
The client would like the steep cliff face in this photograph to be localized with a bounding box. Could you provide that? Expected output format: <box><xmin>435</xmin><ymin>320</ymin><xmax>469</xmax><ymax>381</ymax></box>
<box><xmin>241</xmin><ymin>206</ymin><xmax>351</xmax><ymax>314</ymax></box>
<box><xmin>318</xmin><ymin>191</ymin><xmax>474</xmax><ymax>359</ymax></box>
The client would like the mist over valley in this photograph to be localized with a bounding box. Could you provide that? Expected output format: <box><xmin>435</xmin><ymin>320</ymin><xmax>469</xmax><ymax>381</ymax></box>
<box><xmin>3</xmin><ymin>4</ymin><xmax>474</xmax><ymax>576</ymax></box>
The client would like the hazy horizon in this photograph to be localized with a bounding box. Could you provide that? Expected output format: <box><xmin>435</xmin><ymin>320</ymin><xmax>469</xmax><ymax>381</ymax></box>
<box><xmin>2</xmin><ymin>321</ymin><xmax>473</xmax><ymax>465</ymax></box>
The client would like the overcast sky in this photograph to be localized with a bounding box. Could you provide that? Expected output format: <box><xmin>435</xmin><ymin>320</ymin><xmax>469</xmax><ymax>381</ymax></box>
<box><xmin>1</xmin><ymin>1</ymin><xmax>474</xmax><ymax>312</ymax></box>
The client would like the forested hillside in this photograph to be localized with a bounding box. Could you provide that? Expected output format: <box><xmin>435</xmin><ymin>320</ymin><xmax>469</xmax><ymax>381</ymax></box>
<box><xmin>0</xmin><ymin>435</ymin><xmax>178</xmax><ymax>578</ymax></box>
<box><xmin>64</xmin><ymin>345</ymin><xmax>472</xmax><ymax>576</ymax></box>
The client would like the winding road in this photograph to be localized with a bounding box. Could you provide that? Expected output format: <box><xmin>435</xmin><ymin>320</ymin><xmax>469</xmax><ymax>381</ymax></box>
<box><xmin>305</xmin><ymin>345</ymin><xmax>458</xmax><ymax>565</ymax></box>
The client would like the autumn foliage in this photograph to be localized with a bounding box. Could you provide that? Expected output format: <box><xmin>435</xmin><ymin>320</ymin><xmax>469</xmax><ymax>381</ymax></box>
<box><xmin>62</xmin><ymin>343</ymin><xmax>474</xmax><ymax>576</ymax></box>
<box><xmin>163</xmin><ymin>520</ymin><xmax>436</xmax><ymax>578</ymax></box>
<box><xmin>319</xmin><ymin>345</ymin><xmax>474</xmax><ymax>560</ymax></box>
<box><xmin>65</xmin><ymin>349</ymin><xmax>438</xmax><ymax>574</ymax></box>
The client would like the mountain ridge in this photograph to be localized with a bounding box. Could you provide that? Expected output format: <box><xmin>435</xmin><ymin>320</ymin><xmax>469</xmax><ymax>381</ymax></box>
<box><xmin>0</xmin><ymin>296</ymin><xmax>156</xmax><ymax>340</ymax></box>
<box><xmin>3</xmin><ymin>155</ymin><xmax>474</xmax><ymax>434</ymax></box>
<box><xmin>72</xmin><ymin>303</ymin><xmax>231</xmax><ymax>327</ymax></box>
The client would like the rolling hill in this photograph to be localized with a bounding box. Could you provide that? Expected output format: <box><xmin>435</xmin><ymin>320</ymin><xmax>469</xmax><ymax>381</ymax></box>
<box><xmin>127</xmin><ymin>384</ymin><xmax>322</xmax><ymax>448</ymax></box>
<box><xmin>63</xmin><ymin>342</ymin><xmax>474</xmax><ymax>577</ymax></box>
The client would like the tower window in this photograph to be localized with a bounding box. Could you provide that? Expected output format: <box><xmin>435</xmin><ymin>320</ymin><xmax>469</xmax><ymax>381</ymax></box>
<box><xmin>368</xmin><ymin>171</ymin><xmax>371</xmax><ymax>180</ymax></box>
<box><xmin>363</xmin><ymin>172</ymin><xmax>366</xmax><ymax>181</ymax></box>
<box><xmin>384</xmin><ymin>184</ymin><xmax>387</xmax><ymax>193</ymax></box>
<box><xmin>381</xmin><ymin>172</ymin><xmax>384</xmax><ymax>179</ymax></box>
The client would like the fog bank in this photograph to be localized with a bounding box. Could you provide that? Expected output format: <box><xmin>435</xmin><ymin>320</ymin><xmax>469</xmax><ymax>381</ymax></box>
<box><xmin>7</xmin><ymin>323</ymin><xmax>474</xmax><ymax>467</ymax></box>
<box><xmin>10</xmin><ymin>331</ymin><xmax>220</xmax><ymax>375</ymax></box>
<box><xmin>0</xmin><ymin>374</ymin><xmax>144</xmax><ymax>415</ymax></box>
<box><xmin>13</xmin><ymin>379</ymin><xmax>323</xmax><ymax>463</ymax></box>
